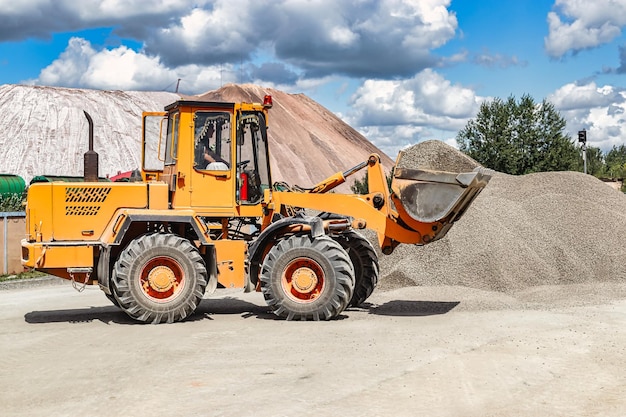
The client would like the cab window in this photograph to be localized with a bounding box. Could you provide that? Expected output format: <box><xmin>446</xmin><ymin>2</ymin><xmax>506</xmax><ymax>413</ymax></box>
<box><xmin>142</xmin><ymin>113</ymin><xmax>167</xmax><ymax>172</ymax></box>
<box><xmin>194</xmin><ymin>112</ymin><xmax>231</xmax><ymax>171</ymax></box>
<box><xmin>237</xmin><ymin>112</ymin><xmax>271</xmax><ymax>204</ymax></box>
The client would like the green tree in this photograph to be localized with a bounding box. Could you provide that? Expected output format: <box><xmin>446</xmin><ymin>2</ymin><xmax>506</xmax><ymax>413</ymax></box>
<box><xmin>0</xmin><ymin>194</ymin><xmax>24</xmax><ymax>212</ymax></box>
<box><xmin>605</xmin><ymin>145</ymin><xmax>626</xmax><ymax>178</ymax></box>
<box><xmin>351</xmin><ymin>173</ymin><xmax>369</xmax><ymax>194</ymax></box>
<box><xmin>572</xmin><ymin>146</ymin><xmax>606</xmax><ymax>177</ymax></box>
<box><xmin>456</xmin><ymin>95</ymin><xmax>580</xmax><ymax>175</ymax></box>
<box><xmin>350</xmin><ymin>169</ymin><xmax>394</xmax><ymax>194</ymax></box>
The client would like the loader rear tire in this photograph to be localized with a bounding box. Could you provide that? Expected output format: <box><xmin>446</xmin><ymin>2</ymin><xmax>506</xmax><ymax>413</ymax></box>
<box><xmin>260</xmin><ymin>235</ymin><xmax>354</xmax><ymax>321</ymax></box>
<box><xmin>112</xmin><ymin>233</ymin><xmax>208</xmax><ymax>324</ymax></box>
<box><xmin>333</xmin><ymin>231</ymin><xmax>379</xmax><ymax>307</ymax></box>
<box><xmin>104</xmin><ymin>270</ymin><xmax>121</xmax><ymax>308</ymax></box>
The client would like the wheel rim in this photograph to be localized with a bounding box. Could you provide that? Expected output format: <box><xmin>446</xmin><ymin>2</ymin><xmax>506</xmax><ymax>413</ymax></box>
<box><xmin>140</xmin><ymin>256</ymin><xmax>185</xmax><ymax>302</ymax></box>
<box><xmin>281</xmin><ymin>257</ymin><xmax>325</xmax><ymax>303</ymax></box>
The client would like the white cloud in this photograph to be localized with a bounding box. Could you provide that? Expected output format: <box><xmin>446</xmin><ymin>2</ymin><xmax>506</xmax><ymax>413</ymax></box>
<box><xmin>329</xmin><ymin>26</ymin><xmax>359</xmax><ymax>48</ymax></box>
<box><xmin>0</xmin><ymin>0</ymin><xmax>192</xmax><ymax>17</ymax></box>
<box><xmin>346</xmin><ymin>69</ymin><xmax>483</xmax><ymax>157</ymax></box>
<box><xmin>147</xmin><ymin>0</ymin><xmax>457</xmax><ymax>77</ymax></box>
<box><xmin>81</xmin><ymin>0</ymin><xmax>194</xmax><ymax>19</ymax></box>
<box><xmin>0</xmin><ymin>0</ymin><xmax>196</xmax><ymax>40</ymax></box>
<box><xmin>0</xmin><ymin>0</ymin><xmax>49</xmax><ymax>14</ymax></box>
<box><xmin>549</xmin><ymin>81</ymin><xmax>626</xmax><ymax>150</ymax></box>
<box><xmin>2</xmin><ymin>0</ymin><xmax>459</xmax><ymax>82</ymax></box>
<box><xmin>357</xmin><ymin>125</ymin><xmax>428</xmax><ymax>159</ymax></box>
<box><xmin>548</xmin><ymin>81</ymin><xmax>621</xmax><ymax>110</ymax></box>
<box><xmin>31</xmin><ymin>37</ymin><xmax>231</xmax><ymax>93</ymax></box>
<box><xmin>349</xmin><ymin>69</ymin><xmax>481</xmax><ymax>125</ymax></box>
<box><xmin>151</xmin><ymin>5</ymin><xmax>258</xmax><ymax>60</ymax></box>
<box><xmin>472</xmin><ymin>50</ymin><xmax>527</xmax><ymax>68</ymax></box>
<box><xmin>545</xmin><ymin>0</ymin><xmax>626</xmax><ymax>57</ymax></box>
<box><xmin>396</xmin><ymin>0</ymin><xmax>458</xmax><ymax>49</ymax></box>
<box><xmin>36</xmin><ymin>38</ymin><xmax>94</xmax><ymax>86</ymax></box>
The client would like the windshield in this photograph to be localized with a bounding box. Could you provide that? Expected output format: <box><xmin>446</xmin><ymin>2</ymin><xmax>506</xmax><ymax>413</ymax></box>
<box><xmin>237</xmin><ymin>112</ymin><xmax>271</xmax><ymax>204</ymax></box>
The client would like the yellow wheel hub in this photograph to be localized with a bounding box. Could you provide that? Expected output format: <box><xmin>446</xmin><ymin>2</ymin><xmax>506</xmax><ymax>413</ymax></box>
<box><xmin>147</xmin><ymin>265</ymin><xmax>176</xmax><ymax>292</ymax></box>
<box><xmin>291</xmin><ymin>267</ymin><xmax>318</xmax><ymax>293</ymax></box>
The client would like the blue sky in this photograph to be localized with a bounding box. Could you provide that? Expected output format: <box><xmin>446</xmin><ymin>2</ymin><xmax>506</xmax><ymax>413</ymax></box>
<box><xmin>1</xmin><ymin>0</ymin><xmax>626</xmax><ymax>158</ymax></box>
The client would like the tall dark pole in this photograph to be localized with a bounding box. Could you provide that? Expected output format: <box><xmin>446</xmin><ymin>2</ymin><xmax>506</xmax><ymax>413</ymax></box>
<box><xmin>582</xmin><ymin>143</ymin><xmax>587</xmax><ymax>174</ymax></box>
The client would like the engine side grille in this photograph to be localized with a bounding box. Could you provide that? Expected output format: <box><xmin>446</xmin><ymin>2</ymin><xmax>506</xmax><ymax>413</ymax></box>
<box><xmin>65</xmin><ymin>187</ymin><xmax>111</xmax><ymax>216</ymax></box>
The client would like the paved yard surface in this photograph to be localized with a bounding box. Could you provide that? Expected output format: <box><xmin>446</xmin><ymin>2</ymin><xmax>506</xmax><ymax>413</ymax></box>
<box><xmin>1</xmin><ymin>281</ymin><xmax>626</xmax><ymax>416</ymax></box>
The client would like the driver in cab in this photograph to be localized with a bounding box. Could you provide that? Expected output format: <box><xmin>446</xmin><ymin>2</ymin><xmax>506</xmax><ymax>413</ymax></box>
<box><xmin>199</xmin><ymin>124</ymin><xmax>229</xmax><ymax>170</ymax></box>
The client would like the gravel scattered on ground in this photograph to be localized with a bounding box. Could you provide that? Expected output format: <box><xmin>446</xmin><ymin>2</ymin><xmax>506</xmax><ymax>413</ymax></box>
<box><xmin>379</xmin><ymin>140</ymin><xmax>626</xmax><ymax>294</ymax></box>
<box><xmin>0</xmin><ymin>276</ymin><xmax>64</xmax><ymax>291</ymax></box>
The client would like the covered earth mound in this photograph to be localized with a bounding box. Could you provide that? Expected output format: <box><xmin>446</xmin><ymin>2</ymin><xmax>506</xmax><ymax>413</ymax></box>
<box><xmin>379</xmin><ymin>140</ymin><xmax>626</xmax><ymax>292</ymax></box>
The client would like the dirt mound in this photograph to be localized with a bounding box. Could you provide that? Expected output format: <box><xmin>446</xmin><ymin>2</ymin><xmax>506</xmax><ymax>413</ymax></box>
<box><xmin>379</xmin><ymin>141</ymin><xmax>626</xmax><ymax>293</ymax></box>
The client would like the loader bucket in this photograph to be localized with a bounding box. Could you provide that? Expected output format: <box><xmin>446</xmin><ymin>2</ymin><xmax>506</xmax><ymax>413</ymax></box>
<box><xmin>391</xmin><ymin>166</ymin><xmax>492</xmax><ymax>240</ymax></box>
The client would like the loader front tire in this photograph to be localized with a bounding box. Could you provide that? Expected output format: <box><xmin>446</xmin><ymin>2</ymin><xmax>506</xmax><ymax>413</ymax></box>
<box><xmin>333</xmin><ymin>231</ymin><xmax>379</xmax><ymax>307</ymax></box>
<box><xmin>260</xmin><ymin>235</ymin><xmax>354</xmax><ymax>321</ymax></box>
<box><xmin>112</xmin><ymin>233</ymin><xmax>207</xmax><ymax>324</ymax></box>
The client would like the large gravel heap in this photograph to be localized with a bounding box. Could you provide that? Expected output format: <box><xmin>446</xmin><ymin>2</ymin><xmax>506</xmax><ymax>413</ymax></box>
<box><xmin>379</xmin><ymin>140</ymin><xmax>626</xmax><ymax>292</ymax></box>
<box><xmin>395</xmin><ymin>139</ymin><xmax>481</xmax><ymax>172</ymax></box>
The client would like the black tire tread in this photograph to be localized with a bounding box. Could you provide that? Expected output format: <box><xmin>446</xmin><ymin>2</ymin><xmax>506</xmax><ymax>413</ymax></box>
<box><xmin>334</xmin><ymin>231</ymin><xmax>379</xmax><ymax>307</ymax></box>
<box><xmin>112</xmin><ymin>233</ymin><xmax>207</xmax><ymax>324</ymax></box>
<box><xmin>260</xmin><ymin>235</ymin><xmax>354</xmax><ymax>321</ymax></box>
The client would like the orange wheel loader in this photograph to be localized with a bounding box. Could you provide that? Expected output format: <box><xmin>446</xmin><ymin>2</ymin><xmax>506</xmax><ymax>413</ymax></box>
<box><xmin>21</xmin><ymin>95</ymin><xmax>491</xmax><ymax>323</ymax></box>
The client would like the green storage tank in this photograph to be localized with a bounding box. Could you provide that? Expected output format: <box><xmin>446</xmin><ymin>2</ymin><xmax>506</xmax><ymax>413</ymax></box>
<box><xmin>0</xmin><ymin>174</ymin><xmax>26</xmax><ymax>198</ymax></box>
<box><xmin>29</xmin><ymin>175</ymin><xmax>111</xmax><ymax>184</ymax></box>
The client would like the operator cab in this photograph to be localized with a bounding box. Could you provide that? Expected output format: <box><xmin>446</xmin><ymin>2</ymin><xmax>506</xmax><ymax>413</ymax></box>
<box><xmin>141</xmin><ymin>98</ymin><xmax>272</xmax><ymax>212</ymax></box>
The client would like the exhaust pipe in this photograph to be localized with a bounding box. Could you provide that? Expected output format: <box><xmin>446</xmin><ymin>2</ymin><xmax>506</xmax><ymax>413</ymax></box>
<box><xmin>83</xmin><ymin>110</ymin><xmax>99</xmax><ymax>182</ymax></box>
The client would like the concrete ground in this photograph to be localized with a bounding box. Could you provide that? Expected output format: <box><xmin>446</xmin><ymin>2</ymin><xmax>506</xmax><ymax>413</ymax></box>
<box><xmin>1</xmin><ymin>280</ymin><xmax>626</xmax><ymax>417</ymax></box>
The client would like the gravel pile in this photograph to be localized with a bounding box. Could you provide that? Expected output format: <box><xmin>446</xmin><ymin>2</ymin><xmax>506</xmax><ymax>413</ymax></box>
<box><xmin>379</xmin><ymin>140</ymin><xmax>626</xmax><ymax>293</ymax></box>
<box><xmin>396</xmin><ymin>139</ymin><xmax>481</xmax><ymax>172</ymax></box>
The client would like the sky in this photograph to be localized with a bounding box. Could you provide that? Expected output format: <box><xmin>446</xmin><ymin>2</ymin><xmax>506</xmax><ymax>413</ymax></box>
<box><xmin>1</xmin><ymin>0</ymin><xmax>626</xmax><ymax>159</ymax></box>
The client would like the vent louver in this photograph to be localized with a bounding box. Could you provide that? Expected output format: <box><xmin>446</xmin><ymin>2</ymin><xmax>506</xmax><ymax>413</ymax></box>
<box><xmin>65</xmin><ymin>186</ymin><xmax>111</xmax><ymax>216</ymax></box>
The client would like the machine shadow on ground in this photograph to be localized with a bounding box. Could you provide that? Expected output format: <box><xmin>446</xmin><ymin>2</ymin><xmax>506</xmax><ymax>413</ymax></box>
<box><xmin>23</xmin><ymin>297</ymin><xmax>275</xmax><ymax>325</ymax></box>
<box><xmin>23</xmin><ymin>298</ymin><xmax>461</xmax><ymax>324</ymax></box>
<box><xmin>193</xmin><ymin>297</ymin><xmax>277</xmax><ymax>320</ymax></box>
<box><xmin>24</xmin><ymin>306</ymin><xmax>136</xmax><ymax>325</ymax></box>
<box><xmin>364</xmin><ymin>300</ymin><xmax>460</xmax><ymax>316</ymax></box>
